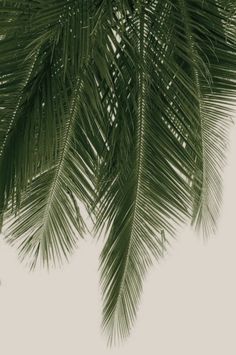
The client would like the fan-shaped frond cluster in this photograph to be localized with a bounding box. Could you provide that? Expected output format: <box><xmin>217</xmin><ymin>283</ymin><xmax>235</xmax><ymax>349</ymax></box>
<box><xmin>0</xmin><ymin>0</ymin><xmax>235</xmax><ymax>343</ymax></box>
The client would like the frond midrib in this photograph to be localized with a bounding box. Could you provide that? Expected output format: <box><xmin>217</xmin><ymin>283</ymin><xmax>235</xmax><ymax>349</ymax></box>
<box><xmin>38</xmin><ymin>77</ymin><xmax>84</xmax><ymax>247</ymax></box>
<box><xmin>177</xmin><ymin>0</ymin><xmax>206</xmax><ymax>220</ymax></box>
<box><xmin>0</xmin><ymin>49</ymin><xmax>39</xmax><ymax>159</ymax></box>
<box><xmin>110</xmin><ymin>4</ymin><xmax>147</xmax><ymax>325</ymax></box>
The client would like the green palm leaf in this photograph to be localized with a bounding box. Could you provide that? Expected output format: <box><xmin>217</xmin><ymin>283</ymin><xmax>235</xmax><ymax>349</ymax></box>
<box><xmin>173</xmin><ymin>0</ymin><xmax>236</xmax><ymax>235</ymax></box>
<box><xmin>98</xmin><ymin>1</ymin><xmax>194</xmax><ymax>343</ymax></box>
<box><xmin>0</xmin><ymin>0</ymin><xmax>121</xmax><ymax>266</ymax></box>
<box><xmin>0</xmin><ymin>0</ymin><xmax>236</xmax><ymax>344</ymax></box>
<box><xmin>96</xmin><ymin>0</ymin><xmax>236</xmax><ymax>343</ymax></box>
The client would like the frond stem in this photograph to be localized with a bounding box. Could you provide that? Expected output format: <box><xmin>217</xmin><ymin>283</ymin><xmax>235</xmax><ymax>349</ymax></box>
<box><xmin>113</xmin><ymin>3</ymin><xmax>147</xmax><ymax>321</ymax></box>
<box><xmin>38</xmin><ymin>78</ymin><xmax>84</xmax><ymax>258</ymax></box>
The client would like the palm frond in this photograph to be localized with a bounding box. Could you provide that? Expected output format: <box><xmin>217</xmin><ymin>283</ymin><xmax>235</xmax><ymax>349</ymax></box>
<box><xmin>5</xmin><ymin>76</ymin><xmax>90</xmax><ymax>268</ymax></box>
<box><xmin>97</xmin><ymin>1</ymin><xmax>194</xmax><ymax>343</ymax></box>
<box><xmin>1</xmin><ymin>0</ymin><xmax>132</xmax><ymax>267</ymax></box>
<box><xmin>171</xmin><ymin>0</ymin><xmax>236</xmax><ymax>235</ymax></box>
<box><xmin>96</xmin><ymin>0</ymin><xmax>236</xmax><ymax>343</ymax></box>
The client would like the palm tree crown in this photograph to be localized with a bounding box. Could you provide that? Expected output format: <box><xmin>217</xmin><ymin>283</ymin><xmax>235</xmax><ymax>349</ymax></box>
<box><xmin>0</xmin><ymin>0</ymin><xmax>236</xmax><ymax>344</ymax></box>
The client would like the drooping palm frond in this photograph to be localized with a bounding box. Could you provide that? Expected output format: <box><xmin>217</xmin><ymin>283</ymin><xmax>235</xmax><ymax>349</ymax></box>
<box><xmin>172</xmin><ymin>0</ymin><xmax>236</xmax><ymax>235</ymax></box>
<box><xmin>0</xmin><ymin>0</ymin><xmax>126</xmax><ymax>267</ymax></box>
<box><xmin>97</xmin><ymin>2</ymin><xmax>194</xmax><ymax>343</ymax></box>
<box><xmin>0</xmin><ymin>3</ymin><xmax>40</xmax><ymax>223</ymax></box>
<box><xmin>0</xmin><ymin>0</ymin><xmax>236</xmax><ymax>344</ymax></box>
<box><xmin>96</xmin><ymin>0</ymin><xmax>236</xmax><ymax>344</ymax></box>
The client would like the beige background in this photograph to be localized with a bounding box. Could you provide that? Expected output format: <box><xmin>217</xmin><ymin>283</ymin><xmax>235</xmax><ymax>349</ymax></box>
<box><xmin>0</xmin><ymin>123</ymin><xmax>235</xmax><ymax>355</ymax></box>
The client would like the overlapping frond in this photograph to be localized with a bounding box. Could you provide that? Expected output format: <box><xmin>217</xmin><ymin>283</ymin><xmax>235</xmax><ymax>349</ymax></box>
<box><xmin>95</xmin><ymin>0</ymin><xmax>236</xmax><ymax>344</ymax></box>
<box><xmin>0</xmin><ymin>0</ymin><xmax>125</xmax><ymax>266</ymax></box>
<box><xmin>98</xmin><ymin>1</ymin><xmax>194</xmax><ymax>343</ymax></box>
<box><xmin>5</xmin><ymin>75</ymin><xmax>93</xmax><ymax>268</ymax></box>
<box><xmin>0</xmin><ymin>0</ymin><xmax>236</xmax><ymax>344</ymax></box>
<box><xmin>171</xmin><ymin>0</ymin><xmax>236</xmax><ymax>235</ymax></box>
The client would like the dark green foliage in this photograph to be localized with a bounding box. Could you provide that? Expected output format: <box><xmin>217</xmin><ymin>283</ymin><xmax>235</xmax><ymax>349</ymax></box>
<box><xmin>0</xmin><ymin>0</ymin><xmax>235</xmax><ymax>344</ymax></box>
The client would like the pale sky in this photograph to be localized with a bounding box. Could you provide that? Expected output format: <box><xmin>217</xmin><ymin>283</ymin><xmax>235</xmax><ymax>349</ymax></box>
<box><xmin>0</xmin><ymin>123</ymin><xmax>236</xmax><ymax>355</ymax></box>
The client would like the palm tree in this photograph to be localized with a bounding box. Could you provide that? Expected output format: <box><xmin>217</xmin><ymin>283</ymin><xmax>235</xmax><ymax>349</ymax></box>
<box><xmin>0</xmin><ymin>0</ymin><xmax>235</xmax><ymax>345</ymax></box>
